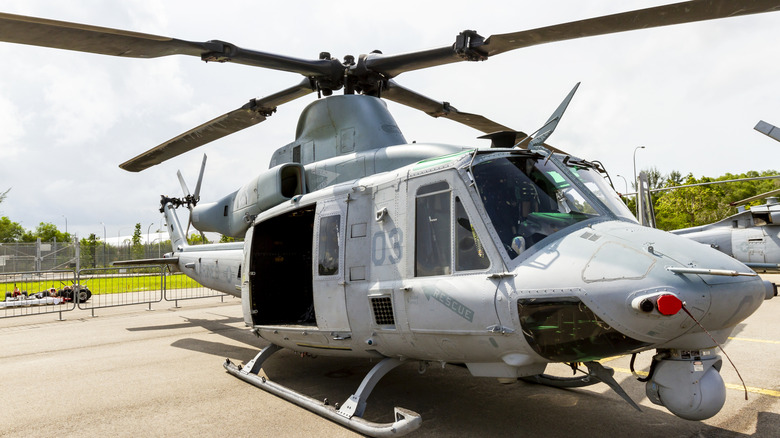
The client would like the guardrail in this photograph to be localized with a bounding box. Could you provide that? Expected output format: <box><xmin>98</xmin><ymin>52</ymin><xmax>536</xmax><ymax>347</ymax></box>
<box><xmin>162</xmin><ymin>266</ymin><xmax>226</xmax><ymax>306</ymax></box>
<box><xmin>1</xmin><ymin>270</ymin><xmax>78</xmax><ymax>320</ymax></box>
<box><xmin>1</xmin><ymin>266</ymin><xmax>227</xmax><ymax>320</ymax></box>
<box><xmin>77</xmin><ymin>266</ymin><xmax>166</xmax><ymax>316</ymax></box>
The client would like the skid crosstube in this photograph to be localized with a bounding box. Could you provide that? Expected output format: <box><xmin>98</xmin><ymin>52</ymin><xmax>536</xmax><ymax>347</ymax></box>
<box><xmin>223</xmin><ymin>345</ymin><xmax>421</xmax><ymax>437</ymax></box>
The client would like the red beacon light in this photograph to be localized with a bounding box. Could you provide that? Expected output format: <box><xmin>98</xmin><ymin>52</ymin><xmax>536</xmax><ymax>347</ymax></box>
<box><xmin>632</xmin><ymin>292</ymin><xmax>684</xmax><ymax>316</ymax></box>
<box><xmin>656</xmin><ymin>294</ymin><xmax>683</xmax><ymax>316</ymax></box>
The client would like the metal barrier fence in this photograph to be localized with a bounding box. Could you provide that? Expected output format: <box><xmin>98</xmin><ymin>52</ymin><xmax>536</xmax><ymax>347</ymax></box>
<box><xmin>77</xmin><ymin>266</ymin><xmax>166</xmax><ymax>315</ymax></box>
<box><xmin>1</xmin><ymin>270</ymin><xmax>78</xmax><ymax>320</ymax></box>
<box><xmin>1</xmin><ymin>266</ymin><xmax>227</xmax><ymax>319</ymax></box>
<box><xmin>162</xmin><ymin>266</ymin><xmax>226</xmax><ymax>306</ymax></box>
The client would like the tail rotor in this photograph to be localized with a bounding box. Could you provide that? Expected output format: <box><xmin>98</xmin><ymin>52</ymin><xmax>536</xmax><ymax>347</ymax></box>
<box><xmin>176</xmin><ymin>154</ymin><xmax>208</xmax><ymax>243</ymax></box>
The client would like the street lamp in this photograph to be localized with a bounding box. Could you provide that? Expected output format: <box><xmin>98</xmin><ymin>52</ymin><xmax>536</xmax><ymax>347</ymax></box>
<box><xmin>100</xmin><ymin>222</ymin><xmax>106</xmax><ymax>267</ymax></box>
<box><xmin>615</xmin><ymin>174</ymin><xmax>628</xmax><ymax>194</ymax></box>
<box><xmin>147</xmin><ymin>222</ymin><xmax>154</xmax><ymax>244</ymax></box>
<box><xmin>61</xmin><ymin>215</ymin><xmax>68</xmax><ymax>234</ymax></box>
<box><xmin>633</xmin><ymin>146</ymin><xmax>646</xmax><ymax>189</ymax></box>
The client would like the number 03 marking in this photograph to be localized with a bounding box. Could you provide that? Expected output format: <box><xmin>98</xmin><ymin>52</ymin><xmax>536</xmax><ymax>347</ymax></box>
<box><xmin>372</xmin><ymin>228</ymin><xmax>403</xmax><ymax>265</ymax></box>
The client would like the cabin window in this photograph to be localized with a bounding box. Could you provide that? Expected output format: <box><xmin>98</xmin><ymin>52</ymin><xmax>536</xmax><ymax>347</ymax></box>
<box><xmin>318</xmin><ymin>215</ymin><xmax>340</xmax><ymax>275</ymax></box>
<box><xmin>415</xmin><ymin>182</ymin><xmax>452</xmax><ymax>277</ymax></box>
<box><xmin>455</xmin><ymin>197</ymin><xmax>490</xmax><ymax>271</ymax></box>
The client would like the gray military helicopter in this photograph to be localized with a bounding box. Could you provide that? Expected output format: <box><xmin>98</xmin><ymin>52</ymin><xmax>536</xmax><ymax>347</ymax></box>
<box><xmin>668</xmin><ymin>186</ymin><xmax>780</xmax><ymax>271</ymax></box>
<box><xmin>2</xmin><ymin>1</ymin><xmax>779</xmax><ymax>436</ymax></box>
<box><xmin>633</xmin><ymin>121</ymin><xmax>780</xmax><ymax>271</ymax></box>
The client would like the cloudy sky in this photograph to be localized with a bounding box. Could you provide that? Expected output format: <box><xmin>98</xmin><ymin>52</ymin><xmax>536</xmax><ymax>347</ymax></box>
<box><xmin>1</xmin><ymin>0</ymin><xmax>779</xmax><ymax>241</ymax></box>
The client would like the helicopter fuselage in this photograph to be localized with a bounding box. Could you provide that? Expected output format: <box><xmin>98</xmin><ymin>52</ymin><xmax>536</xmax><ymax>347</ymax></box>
<box><xmin>163</xmin><ymin>144</ymin><xmax>774</xmax><ymax>423</ymax></box>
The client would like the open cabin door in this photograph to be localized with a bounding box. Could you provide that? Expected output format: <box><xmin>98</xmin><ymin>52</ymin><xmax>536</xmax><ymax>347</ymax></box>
<box><xmin>246</xmin><ymin>206</ymin><xmax>316</xmax><ymax>326</ymax></box>
<box><xmin>312</xmin><ymin>197</ymin><xmax>350</xmax><ymax>331</ymax></box>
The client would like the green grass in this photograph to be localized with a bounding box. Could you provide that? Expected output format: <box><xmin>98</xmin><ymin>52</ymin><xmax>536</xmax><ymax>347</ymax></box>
<box><xmin>2</xmin><ymin>274</ymin><xmax>203</xmax><ymax>295</ymax></box>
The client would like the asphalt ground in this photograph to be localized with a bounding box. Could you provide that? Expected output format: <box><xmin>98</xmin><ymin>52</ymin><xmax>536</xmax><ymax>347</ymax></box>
<box><xmin>1</xmin><ymin>275</ymin><xmax>778</xmax><ymax>437</ymax></box>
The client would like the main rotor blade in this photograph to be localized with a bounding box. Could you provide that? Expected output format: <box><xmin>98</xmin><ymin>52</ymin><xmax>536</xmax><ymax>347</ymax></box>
<box><xmin>120</xmin><ymin>79</ymin><xmax>314</xmax><ymax>172</ymax></box>
<box><xmin>383</xmin><ymin>80</ymin><xmax>565</xmax><ymax>153</ymax></box>
<box><xmin>484</xmin><ymin>0</ymin><xmax>780</xmax><ymax>57</ymax></box>
<box><xmin>383</xmin><ymin>80</ymin><xmax>513</xmax><ymax>134</ymax></box>
<box><xmin>0</xmin><ymin>12</ymin><xmax>338</xmax><ymax>77</ymax></box>
<box><xmin>0</xmin><ymin>12</ymin><xmax>206</xmax><ymax>58</ymax></box>
<box><xmin>730</xmin><ymin>187</ymin><xmax>780</xmax><ymax>207</ymax></box>
<box><xmin>366</xmin><ymin>0</ymin><xmax>780</xmax><ymax>78</ymax></box>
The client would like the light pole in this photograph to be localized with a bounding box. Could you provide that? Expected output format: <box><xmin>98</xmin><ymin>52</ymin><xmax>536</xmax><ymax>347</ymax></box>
<box><xmin>100</xmin><ymin>222</ymin><xmax>106</xmax><ymax>267</ymax></box>
<box><xmin>146</xmin><ymin>222</ymin><xmax>154</xmax><ymax>259</ymax></box>
<box><xmin>151</xmin><ymin>237</ymin><xmax>162</xmax><ymax>258</ymax></box>
<box><xmin>633</xmin><ymin>146</ymin><xmax>646</xmax><ymax>189</ymax></box>
<box><xmin>615</xmin><ymin>174</ymin><xmax>628</xmax><ymax>195</ymax></box>
<box><xmin>61</xmin><ymin>215</ymin><xmax>68</xmax><ymax>234</ymax></box>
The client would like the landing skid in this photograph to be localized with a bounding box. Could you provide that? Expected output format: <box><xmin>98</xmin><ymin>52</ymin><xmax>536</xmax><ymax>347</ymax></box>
<box><xmin>522</xmin><ymin>361</ymin><xmax>641</xmax><ymax>412</ymax></box>
<box><xmin>223</xmin><ymin>344</ymin><xmax>421</xmax><ymax>437</ymax></box>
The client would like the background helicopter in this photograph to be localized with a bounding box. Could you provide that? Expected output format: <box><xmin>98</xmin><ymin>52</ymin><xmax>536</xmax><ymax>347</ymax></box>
<box><xmin>631</xmin><ymin>120</ymin><xmax>780</xmax><ymax>271</ymax></box>
<box><xmin>637</xmin><ymin>175</ymin><xmax>780</xmax><ymax>270</ymax></box>
<box><xmin>2</xmin><ymin>1</ymin><xmax>779</xmax><ymax>436</ymax></box>
<box><xmin>669</xmin><ymin>188</ymin><xmax>780</xmax><ymax>270</ymax></box>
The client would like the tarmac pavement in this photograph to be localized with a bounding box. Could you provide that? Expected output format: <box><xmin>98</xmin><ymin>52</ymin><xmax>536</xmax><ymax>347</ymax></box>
<box><xmin>1</xmin><ymin>275</ymin><xmax>778</xmax><ymax>437</ymax></box>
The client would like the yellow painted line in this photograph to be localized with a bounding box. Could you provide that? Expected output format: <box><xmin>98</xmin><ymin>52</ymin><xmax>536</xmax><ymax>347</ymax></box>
<box><xmin>728</xmin><ymin>336</ymin><xmax>780</xmax><ymax>345</ymax></box>
<box><xmin>610</xmin><ymin>367</ymin><xmax>780</xmax><ymax>398</ymax></box>
<box><xmin>725</xmin><ymin>383</ymin><xmax>780</xmax><ymax>397</ymax></box>
<box><xmin>596</xmin><ymin>356</ymin><xmax>622</xmax><ymax>364</ymax></box>
<box><xmin>612</xmin><ymin>367</ymin><xmax>648</xmax><ymax>377</ymax></box>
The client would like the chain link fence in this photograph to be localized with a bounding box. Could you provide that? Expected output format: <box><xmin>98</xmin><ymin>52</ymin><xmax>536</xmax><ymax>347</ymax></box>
<box><xmin>0</xmin><ymin>239</ymin><xmax>170</xmax><ymax>273</ymax></box>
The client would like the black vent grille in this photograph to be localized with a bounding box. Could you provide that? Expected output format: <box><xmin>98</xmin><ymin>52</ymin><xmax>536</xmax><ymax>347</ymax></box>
<box><xmin>371</xmin><ymin>296</ymin><xmax>395</xmax><ymax>325</ymax></box>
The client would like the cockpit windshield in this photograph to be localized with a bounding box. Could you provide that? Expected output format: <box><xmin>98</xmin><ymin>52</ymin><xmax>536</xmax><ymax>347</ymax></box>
<box><xmin>471</xmin><ymin>153</ymin><xmax>633</xmax><ymax>259</ymax></box>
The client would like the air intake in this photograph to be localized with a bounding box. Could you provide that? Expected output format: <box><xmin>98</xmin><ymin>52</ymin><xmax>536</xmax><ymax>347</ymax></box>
<box><xmin>370</xmin><ymin>296</ymin><xmax>395</xmax><ymax>326</ymax></box>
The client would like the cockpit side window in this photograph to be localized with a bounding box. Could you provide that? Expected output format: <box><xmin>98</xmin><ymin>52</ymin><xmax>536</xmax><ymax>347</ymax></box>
<box><xmin>472</xmin><ymin>156</ymin><xmax>597</xmax><ymax>259</ymax></box>
<box><xmin>415</xmin><ymin>182</ymin><xmax>451</xmax><ymax>277</ymax></box>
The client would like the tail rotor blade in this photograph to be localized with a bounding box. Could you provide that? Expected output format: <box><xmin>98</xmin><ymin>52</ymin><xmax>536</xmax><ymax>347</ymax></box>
<box><xmin>176</xmin><ymin>170</ymin><xmax>191</xmax><ymax>197</ymax></box>
<box><xmin>193</xmin><ymin>154</ymin><xmax>207</xmax><ymax>202</ymax></box>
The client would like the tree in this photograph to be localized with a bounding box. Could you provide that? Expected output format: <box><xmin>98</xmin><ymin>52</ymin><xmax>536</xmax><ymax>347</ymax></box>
<box><xmin>0</xmin><ymin>216</ymin><xmax>25</xmax><ymax>242</ymax></box>
<box><xmin>188</xmin><ymin>233</ymin><xmax>208</xmax><ymax>245</ymax></box>
<box><xmin>666</xmin><ymin>170</ymin><xmax>683</xmax><ymax>187</ymax></box>
<box><xmin>131</xmin><ymin>223</ymin><xmax>145</xmax><ymax>259</ymax></box>
<box><xmin>0</xmin><ymin>187</ymin><xmax>9</xmax><ymax>205</ymax></box>
<box><xmin>22</xmin><ymin>222</ymin><xmax>71</xmax><ymax>242</ymax></box>
<box><xmin>653</xmin><ymin>170</ymin><xmax>780</xmax><ymax>231</ymax></box>
<box><xmin>80</xmin><ymin>233</ymin><xmax>99</xmax><ymax>268</ymax></box>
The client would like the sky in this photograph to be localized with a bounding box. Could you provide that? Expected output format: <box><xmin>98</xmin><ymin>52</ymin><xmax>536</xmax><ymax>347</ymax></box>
<box><xmin>1</xmin><ymin>0</ymin><xmax>779</xmax><ymax>242</ymax></box>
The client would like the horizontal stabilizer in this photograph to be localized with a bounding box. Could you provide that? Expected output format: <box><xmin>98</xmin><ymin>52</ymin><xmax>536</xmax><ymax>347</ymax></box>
<box><xmin>112</xmin><ymin>257</ymin><xmax>180</xmax><ymax>266</ymax></box>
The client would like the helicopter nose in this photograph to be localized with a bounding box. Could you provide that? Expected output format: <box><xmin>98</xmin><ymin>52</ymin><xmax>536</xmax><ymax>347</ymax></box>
<box><xmin>597</xmin><ymin>222</ymin><xmax>769</xmax><ymax>346</ymax></box>
<box><xmin>515</xmin><ymin>220</ymin><xmax>771</xmax><ymax>351</ymax></box>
